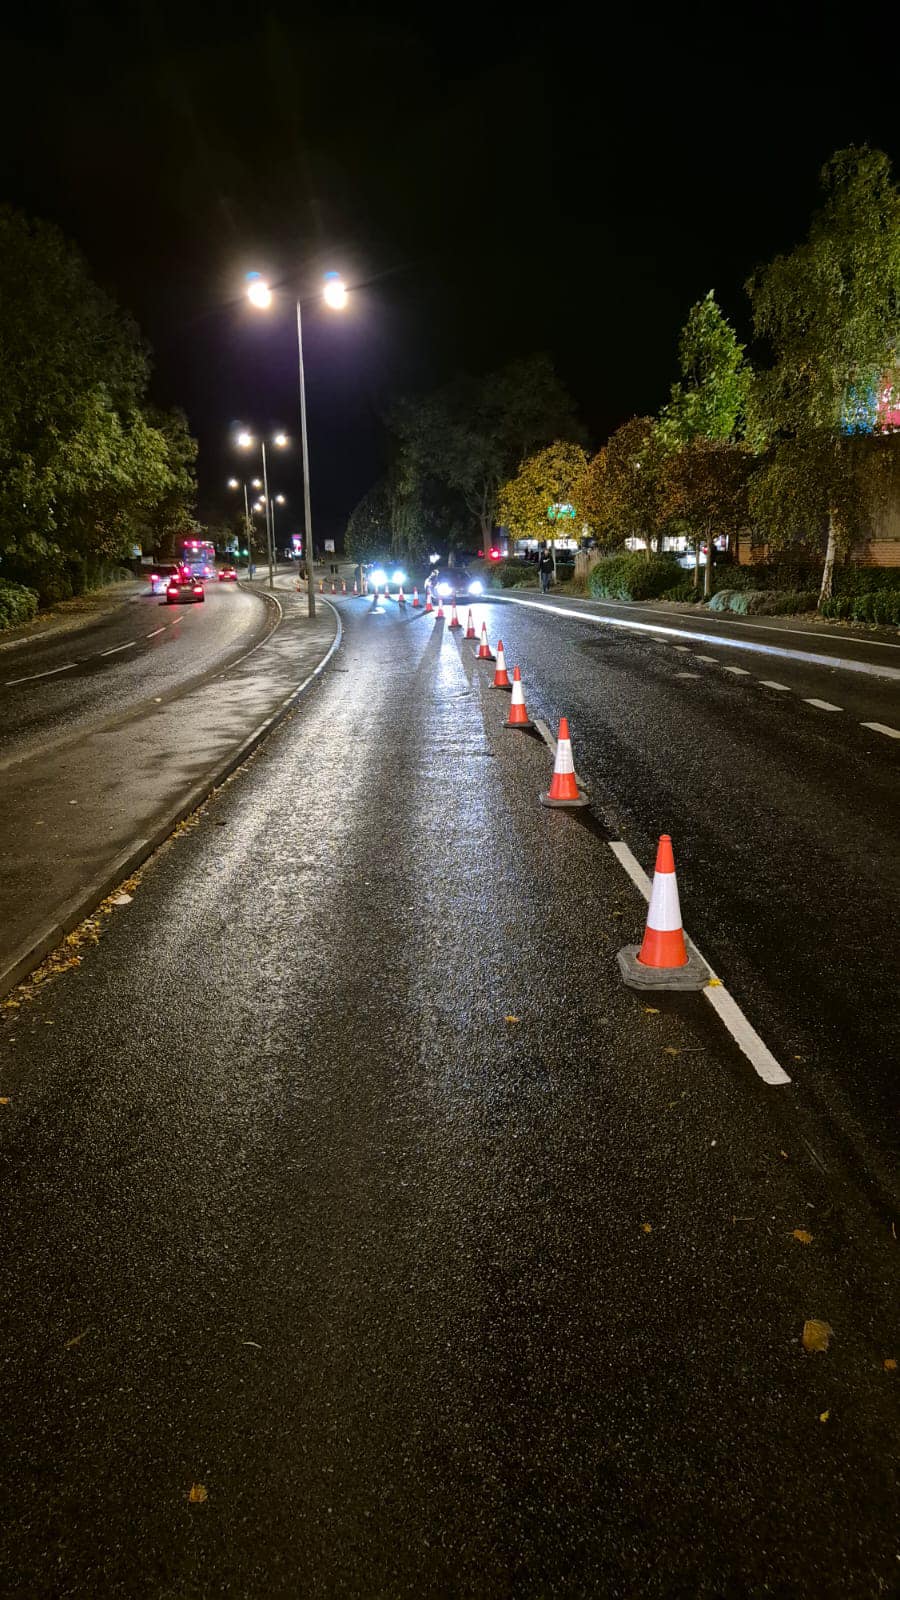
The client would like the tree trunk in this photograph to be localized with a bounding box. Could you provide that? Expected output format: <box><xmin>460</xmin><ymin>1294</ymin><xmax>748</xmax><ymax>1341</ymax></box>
<box><xmin>818</xmin><ymin>512</ymin><xmax>838</xmax><ymax>608</ymax></box>
<box><xmin>703</xmin><ymin>529</ymin><xmax>713</xmax><ymax>599</ymax></box>
<box><xmin>693</xmin><ymin>540</ymin><xmax>701</xmax><ymax>589</ymax></box>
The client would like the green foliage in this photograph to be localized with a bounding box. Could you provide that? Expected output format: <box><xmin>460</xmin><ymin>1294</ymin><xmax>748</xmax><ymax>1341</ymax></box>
<box><xmin>659</xmin><ymin>291</ymin><xmax>750</xmax><ymax>447</ymax></box>
<box><xmin>832</xmin><ymin>564</ymin><xmax>900</xmax><ymax>596</ymax></box>
<box><xmin>582</xmin><ymin>418</ymin><xmax>669</xmax><ymax>551</ymax></box>
<box><xmin>660</xmin><ymin>578</ymin><xmax>702</xmax><ymax>602</ymax></box>
<box><xmin>498</xmin><ymin>441</ymin><xmax>589</xmax><ymax>544</ymax></box>
<box><xmin>821</xmin><ymin>589</ymin><xmax>900</xmax><ymax>624</ymax></box>
<box><xmin>0</xmin><ymin>205</ymin><xmax>197</xmax><ymax>591</ymax></box>
<box><xmin>707</xmin><ymin>588</ymin><xmax>818</xmax><ymax>616</ymax></box>
<box><xmin>494</xmin><ymin>560</ymin><xmax>538</xmax><ymax>588</ymax></box>
<box><xmin>0</xmin><ymin>580</ymin><xmax>39</xmax><ymax>630</ymax></box>
<box><xmin>588</xmin><ymin>552</ymin><xmax>681</xmax><ymax>601</ymax></box>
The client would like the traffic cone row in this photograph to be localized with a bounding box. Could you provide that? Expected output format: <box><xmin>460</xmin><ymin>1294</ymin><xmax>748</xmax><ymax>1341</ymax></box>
<box><xmin>476</xmin><ymin>622</ymin><xmax>494</xmax><ymax>662</ymax></box>
<box><xmin>465</xmin><ymin>608</ymin><xmax>477</xmax><ymax>640</ymax></box>
<box><xmin>617</xmin><ymin>835</ymin><xmax>708</xmax><ymax>991</ymax></box>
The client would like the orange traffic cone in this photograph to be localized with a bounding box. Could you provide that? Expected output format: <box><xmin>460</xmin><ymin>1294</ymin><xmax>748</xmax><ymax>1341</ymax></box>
<box><xmin>412</xmin><ymin>587</ymin><xmax>421</xmax><ymax>608</ymax></box>
<box><xmin>504</xmin><ymin>667</ymin><xmax>533</xmax><ymax>729</ymax></box>
<box><xmin>491</xmin><ymin>639</ymin><xmax>511</xmax><ymax>690</ymax></box>
<box><xmin>475</xmin><ymin>622</ymin><xmax>495</xmax><ymax>661</ymax></box>
<box><xmin>424</xmin><ymin>590</ymin><xmax>434</xmax><ymax>614</ymax></box>
<box><xmin>352</xmin><ymin>579</ymin><xmax>358</xmax><ymax>595</ymax></box>
<box><xmin>540</xmin><ymin>718</ymin><xmax>588</xmax><ymax>808</ymax></box>
<box><xmin>398</xmin><ymin>585</ymin><xmax>406</xmax><ymax>604</ymax></box>
<box><xmin>617</xmin><ymin>835</ymin><xmax>708</xmax><ymax>990</ymax></box>
<box><xmin>435</xmin><ymin>594</ymin><xmax>445</xmax><ymax>619</ymax></box>
<box><xmin>319</xmin><ymin>578</ymin><xmax>324</xmax><ymax>593</ymax></box>
<box><xmin>464</xmin><ymin>608</ymin><xmax>477</xmax><ymax>640</ymax></box>
<box><xmin>331</xmin><ymin>580</ymin><xmax>336</xmax><ymax>593</ymax></box>
<box><xmin>342</xmin><ymin>579</ymin><xmax>347</xmax><ymax>594</ymax></box>
<box><xmin>448</xmin><ymin>601</ymin><xmax>461</xmax><ymax>629</ymax></box>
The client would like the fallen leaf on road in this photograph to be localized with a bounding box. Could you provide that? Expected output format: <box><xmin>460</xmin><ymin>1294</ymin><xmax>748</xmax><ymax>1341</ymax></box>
<box><xmin>819</xmin><ymin>1410</ymin><xmax>830</xmax><ymax>1422</ymax></box>
<box><xmin>802</xmin><ymin>1319</ymin><xmax>833</xmax><ymax>1354</ymax></box>
<box><xmin>663</xmin><ymin>1046</ymin><xmax>680</xmax><ymax>1056</ymax></box>
<box><xmin>641</xmin><ymin>1222</ymin><xmax>652</xmax><ymax>1234</ymax></box>
<box><xmin>792</xmin><ymin>1229</ymin><xmax>814</xmax><ymax>1245</ymax></box>
<box><xmin>643</xmin><ymin>1006</ymin><xmax>660</xmax><ymax>1015</ymax></box>
<box><xmin>0</xmin><ymin>1097</ymin><xmax>10</xmax><ymax>1106</ymax></box>
<box><xmin>65</xmin><ymin>1328</ymin><xmax>92</xmax><ymax>1350</ymax></box>
<box><xmin>504</xmin><ymin>1015</ymin><xmax>520</xmax><ymax>1024</ymax></box>
<box><xmin>110</xmin><ymin>893</ymin><xmax>132</xmax><ymax>906</ymax></box>
<box><xmin>780</xmin><ymin>1150</ymin><xmax>789</xmax><ymax>1159</ymax></box>
<box><xmin>187</xmin><ymin>1484</ymin><xmax>208</xmax><ymax>1504</ymax></box>
<box><xmin>884</xmin><ymin>1359</ymin><xmax>897</xmax><ymax>1372</ymax></box>
<box><xmin>706</xmin><ymin>977</ymin><xmax>722</xmax><ymax>988</ymax></box>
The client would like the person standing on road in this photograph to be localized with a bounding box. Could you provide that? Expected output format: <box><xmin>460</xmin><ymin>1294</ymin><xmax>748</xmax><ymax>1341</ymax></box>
<box><xmin>538</xmin><ymin>546</ymin><xmax>554</xmax><ymax>593</ymax></box>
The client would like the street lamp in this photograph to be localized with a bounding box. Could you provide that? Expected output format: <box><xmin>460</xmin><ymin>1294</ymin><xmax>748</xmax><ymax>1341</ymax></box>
<box><xmin>245</xmin><ymin>268</ymin><xmax>349</xmax><ymax>617</ymax></box>
<box><xmin>227</xmin><ymin>477</ymin><xmax>255</xmax><ymax>571</ymax></box>
<box><xmin>235</xmin><ymin>430</ymin><xmax>288</xmax><ymax>589</ymax></box>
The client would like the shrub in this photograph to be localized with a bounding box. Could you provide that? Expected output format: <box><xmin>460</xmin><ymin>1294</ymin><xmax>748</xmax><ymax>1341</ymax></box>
<box><xmin>495</xmin><ymin>560</ymin><xmax>537</xmax><ymax>588</ymax></box>
<box><xmin>588</xmin><ymin>552</ymin><xmax>681</xmax><ymax>602</ymax></box>
<box><xmin>709</xmin><ymin>563</ymin><xmax>767</xmax><ymax>593</ymax></box>
<box><xmin>708</xmin><ymin>589</ymin><xmax>736</xmax><ymax>611</ymax></box>
<box><xmin>660</xmin><ymin>579</ymin><xmax>702</xmax><ymax>602</ymax></box>
<box><xmin>833</xmin><ymin>565</ymin><xmax>900</xmax><ymax>598</ymax></box>
<box><xmin>0</xmin><ymin>580</ymin><xmax>40</xmax><ymax>631</ymax></box>
<box><xmin>753</xmin><ymin>590</ymin><xmax>818</xmax><ymax>616</ymax></box>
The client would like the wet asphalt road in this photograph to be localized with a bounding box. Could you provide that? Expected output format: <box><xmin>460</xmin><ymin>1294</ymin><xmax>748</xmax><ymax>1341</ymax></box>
<box><xmin>0</xmin><ymin>583</ymin><xmax>270</xmax><ymax>767</ymax></box>
<box><xmin>1</xmin><ymin>597</ymin><xmax>898</xmax><ymax>1597</ymax></box>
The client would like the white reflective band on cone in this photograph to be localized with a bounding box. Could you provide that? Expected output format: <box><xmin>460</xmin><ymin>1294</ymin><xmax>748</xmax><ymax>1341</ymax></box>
<box><xmin>646</xmin><ymin>869</ymin><xmax>682</xmax><ymax>932</ymax></box>
<box><xmin>555</xmin><ymin>739</ymin><xmax>575</xmax><ymax>775</ymax></box>
<box><xmin>511</xmin><ymin>681</ymin><xmax>524</xmax><ymax>703</ymax></box>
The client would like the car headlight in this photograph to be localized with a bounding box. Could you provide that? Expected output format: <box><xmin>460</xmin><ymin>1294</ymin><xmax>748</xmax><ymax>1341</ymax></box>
<box><xmin>468</xmin><ymin>579</ymin><xmax>484</xmax><ymax>595</ymax></box>
<box><xmin>370</xmin><ymin>568</ymin><xmax>387</xmax><ymax>587</ymax></box>
<box><xmin>391</xmin><ymin>569</ymin><xmax>406</xmax><ymax>585</ymax></box>
<box><xmin>437</xmin><ymin>581</ymin><xmax>451</xmax><ymax>597</ymax></box>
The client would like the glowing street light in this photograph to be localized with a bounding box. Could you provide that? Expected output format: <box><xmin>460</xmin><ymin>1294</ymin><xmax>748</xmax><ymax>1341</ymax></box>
<box><xmin>245</xmin><ymin>268</ymin><xmax>349</xmax><ymax>616</ymax></box>
<box><xmin>323</xmin><ymin>271</ymin><xmax>347</xmax><ymax>310</ymax></box>
<box><xmin>245</xmin><ymin>272</ymin><xmax>272</xmax><ymax>309</ymax></box>
<box><xmin>235</xmin><ymin>428</ymin><xmax>288</xmax><ymax>588</ymax></box>
<box><xmin>227</xmin><ymin>477</ymin><xmax>239</xmax><ymax>489</ymax></box>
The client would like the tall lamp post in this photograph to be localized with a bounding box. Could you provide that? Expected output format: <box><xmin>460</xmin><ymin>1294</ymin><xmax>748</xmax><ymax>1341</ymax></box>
<box><xmin>236</xmin><ymin>430</ymin><xmax>288</xmax><ymax>590</ymax></box>
<box><xmin>227</xmin><ymin>477</ymin><xmax>256</xmax><ymax>573</ymax></box>
<box><xmin>246</xmin><ymin>269</ymin><xmax>348</xmax><ymax>619</ymax></box>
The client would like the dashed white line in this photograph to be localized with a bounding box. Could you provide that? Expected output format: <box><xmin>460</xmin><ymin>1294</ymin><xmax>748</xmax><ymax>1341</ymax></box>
<box><xmin>693</xmin><ymin>655</ymin><xmax>719</xmax><ymax>663</ymax></box>
<box><xmin>722</xmin><ymin>665</ymin><xmax>751</xmax><ymax>676</ymax></box>
<box><xmin>145</xmin><ymin>627</ymin><xmax>166</xmax><ymax>638</ymax></box>
<box><xmin>675</xmin><ymin>672</ymin><xmax>701</xmax><ymax>679</ymax></box>
<box><xmin>759</xmin><ymin>680</ymin><xmax>792</xmax><ymax>691</ymax></box>
<box><xmin>860</xmin><ymin>721</ymin><xmax>900</xmax><ymax>739</ymax></box>
<box><xmin>804</xmin><ymin>698</ymin><xmax>842</xmax><ymax>712</ymax></box>
<box><xmin>671</xmin><ymin>645</ymin><xmax>691</xmax><ymax>653</ymax></box>
<box><xmin>4</xmin><ymin>662</ymin><xmax>78</xmax><ymax>685</ymax></box>
<box><xmin>100</xmin><ymin>640</ymin><xmax>137</xmax><ymax>656</ymax></box>
<box><xmin>607</xmin><ymin>840</ymin><xmax>791</xmax><ymax>1087</ymax></box>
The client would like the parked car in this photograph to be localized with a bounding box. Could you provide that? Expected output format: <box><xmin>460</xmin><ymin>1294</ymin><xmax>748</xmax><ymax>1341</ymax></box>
<box><xmin>166</xmin><ymin>576</ymin><xmax>205</xmax><ymax>604</ymax></box>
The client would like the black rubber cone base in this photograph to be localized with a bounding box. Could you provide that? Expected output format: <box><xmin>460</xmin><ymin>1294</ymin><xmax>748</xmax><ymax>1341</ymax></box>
<box><xmin>539</xmin><ymin>788</ymin><xmax>590</xmax><ymax>809</ymax></box>
<box><xmin>617</xmin><ymin>945</ymin><xmax>710</xmax><ymax>991</ymax></box>
<box><xmin>505</xmin><ymin>718</ymin><xmax>534</xmax><ymax>730</ymax></box>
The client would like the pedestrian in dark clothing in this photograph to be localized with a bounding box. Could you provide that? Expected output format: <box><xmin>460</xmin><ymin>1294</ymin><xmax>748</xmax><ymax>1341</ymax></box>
<box><xmin>538</xmin><ymin>548</ymin><xmax>554</xmax><ymax>593</ymax></box>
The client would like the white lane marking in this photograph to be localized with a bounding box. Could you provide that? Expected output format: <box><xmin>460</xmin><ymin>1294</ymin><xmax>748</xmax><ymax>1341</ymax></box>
<box><xmin>607</xmin><ymin>839</ymin><xmax>791</xmax><ymax>1086</ymax></box>
<box><xmin>496</xmin><ymin>595</ymin><xmax>900</xmax><ymax>682</ymax></box>
<box><xmin>672</xmin><ymin>645</ymin><xmax>691</xmax><ymax>652</ymax></box>
<box><xmin>4</xmin><ymin>662</ymin><xmax>79</xmax><ymax>685</ymax></box>
<box><xmin>675</xmin><ymin>672</ymin><xmax>701</xmax><ymax>679</ymax></box>
<box><xmin>804</xmin><ymin>698</ymin><xmax>842</xmax><ymax>712</ymax></box>
<box><xmin>100</xmin><ymin>641</ymin><xmax>137</xmax><ymax>656</ymax></box>
<box><xmin>759</xmin><ymin>680</ymin><xmax>792</xmax><ymax>691</ymax></box>
<box><xmin>693</xmin><ymin>654</ymin><xmax>719</xmax><ymax>663</ymax></box>
<box><xmin>145</xmin><ymin>627</ymin><xmax>166</xmax><ymax>638</ymax></box>
<box><xmin>533</xmin><ymin>717</ymin><xmax>556</xmax><ymax>751</ymax></box>
<box><xmin>722</xmin><ymin>665</ymin><xmax>751</xmax><ymax>676</ymax></box>
<box><xmin>860</xmin><ymin>721</ymin><xmax>900</xmax><ymax>739</ymax></box>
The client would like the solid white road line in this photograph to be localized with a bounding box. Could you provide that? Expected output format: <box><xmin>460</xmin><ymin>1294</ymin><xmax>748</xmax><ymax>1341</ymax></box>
<box><xmin>4</xmin><ymin>662</ymin><xmax>79</xmax><ymax>685</ymax></box>
<box><xmin>759</xmin><ymin>680</ymin><xmax>792</xmax><ymax>691</ymax></box>
<box><xmin>100</xmin><ymin>641</ymin><xmax>137</xmax><ymax>656</ymax></box>
<box><xmin>607</xmin><ymin>839</ymin><xmax>791</xmax><ymax>1087</ymax></box>
<box><xmin>860</xmin><ymin>721</ymin><xmax>900</xmax><ymax>739</ymax></box>
<box><xmin>145</xmin><ymin>627</ymin><xmax>166</xmax><ymax>638</ymax></box>
<box><xmin>496</xmin><ymin>594</ymin><xmax>900</xmax><ymax>681</ymax></box>
<box><xmin>804</xmin><ymin>698</ymin><xmax>842</xmax><ymax>712</ymax></box>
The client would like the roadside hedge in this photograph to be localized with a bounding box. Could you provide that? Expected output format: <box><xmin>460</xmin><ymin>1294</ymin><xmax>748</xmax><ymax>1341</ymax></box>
<box><xmin>589</xmin><ymin>553</ymin><xmax>681</xmax><ymax>602</ymax></box>
<box><xmin>660</xmin><ymin>579</ymin><xmax>702</xmax><ymax>603</ymax></box>
<box><xmin>820</xmin><ymin>589</ymin><xmax>900</xmax><ymax>624</ymax></box>
<box><xmin>494</xmin><ymin>560</ymin><xmax>537</xmax><ymax>588</ymax></box>
<box><xmin>708</xmin><ymin>588</ymin><xmax>818</xmax><ymax>616</ymax></box>
<box><xmin>0</xmin><ymin>580</ymin><xmax>40</xmax><ymax>631</ymax></box>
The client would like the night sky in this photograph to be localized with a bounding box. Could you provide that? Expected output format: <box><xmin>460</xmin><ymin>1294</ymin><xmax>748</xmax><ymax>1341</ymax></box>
<box><xmin>1</xmin><ymin>3</ymin><xmax>897</xmax><ymax>545</ymax></box>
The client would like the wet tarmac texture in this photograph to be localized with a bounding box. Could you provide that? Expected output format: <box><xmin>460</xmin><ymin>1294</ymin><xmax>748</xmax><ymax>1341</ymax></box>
<box><xmin>0</xmin><ymin>598</ymin><xmax>897</xmax><ymax>1597</ymax></box>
